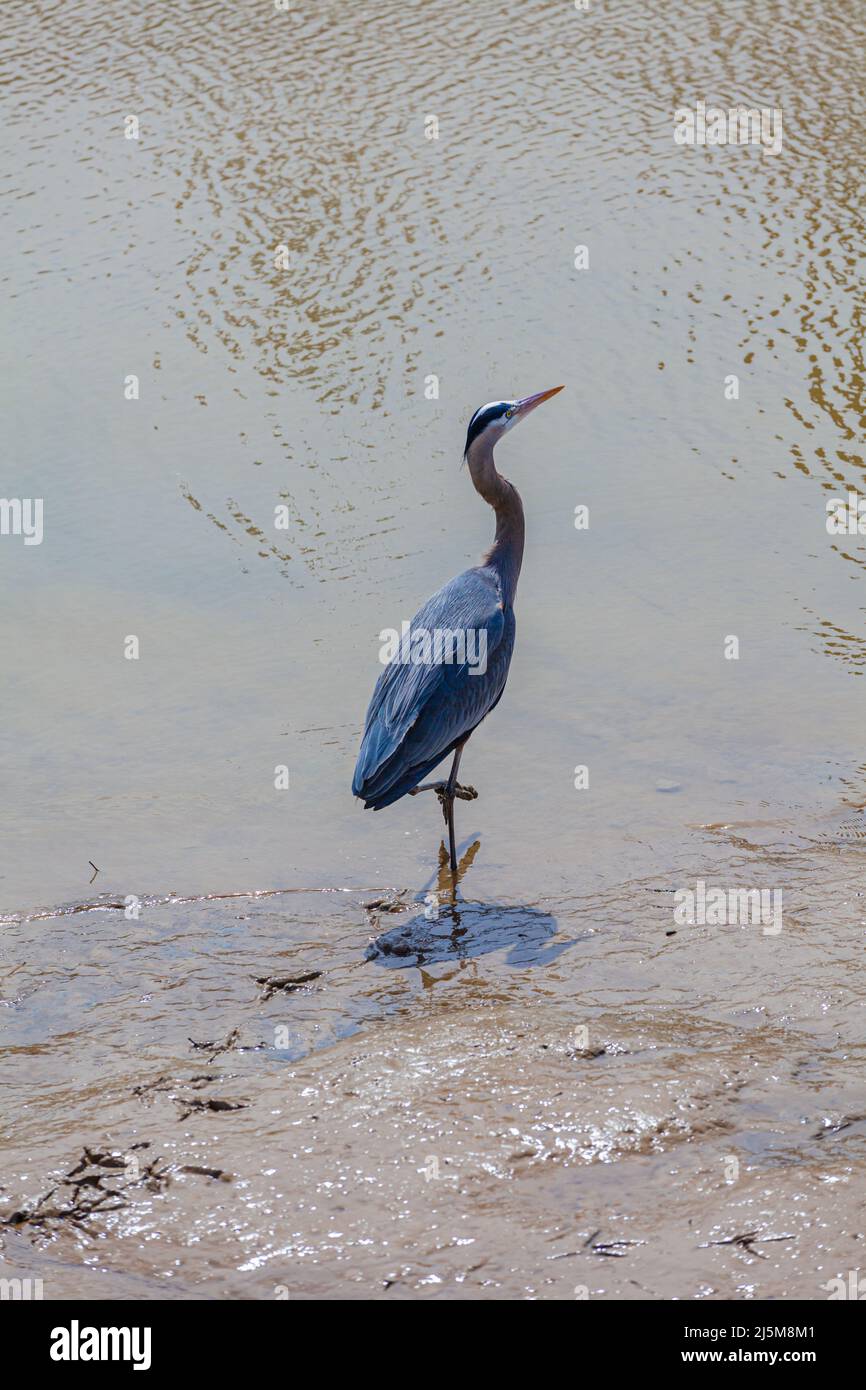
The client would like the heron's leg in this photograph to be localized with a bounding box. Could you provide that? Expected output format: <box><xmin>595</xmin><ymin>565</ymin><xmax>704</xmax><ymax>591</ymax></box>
<box><xmin>445</xmin><ymin>794</ymin><xmax>458</xmax><ymax>872</ymax></box>
<box><xmin>443</xmin><ymin>739</ymin><xmax>470</xmax><ymax>873</ymax></box>
<box><xmin>446</xmin><ymin>740</ymin><xmax>465</xmax><ymax>796</ymax></box>
<box><xmin>407</xmin><ymin>740</ymin><xmax>476</xmax><ymax>873</ymax></box>
<box><xmin>409</xmin><ymin>741</ymin><xmax>477</xmax><ymax>804</ymax></box>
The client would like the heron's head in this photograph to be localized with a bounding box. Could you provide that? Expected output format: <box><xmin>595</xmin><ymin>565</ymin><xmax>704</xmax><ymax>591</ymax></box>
<box><xmin>463</xmin><ymin>386</ymin><xmax>564</xmax><ymax>457</ymax></box>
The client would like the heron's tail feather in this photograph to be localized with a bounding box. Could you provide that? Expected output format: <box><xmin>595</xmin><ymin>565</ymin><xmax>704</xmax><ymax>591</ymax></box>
<box><xmin>353</xmin><ymin>748</ymin><xmax>443</xmax><ymax>810</ymax></box>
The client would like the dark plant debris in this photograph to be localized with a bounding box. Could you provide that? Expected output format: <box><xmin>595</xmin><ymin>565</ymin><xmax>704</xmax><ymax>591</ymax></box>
<box><xmin>701</xmin><ymin>1231</ymin><xmax>796</xmax><ymax>1258</ymax></box>
<box><xmin>1</xmin><ymin>1143</ymin><xmax>170</xmax><ymax>1235</ymax></box>
<box><xmin>255</xmin><ymin>970</ymin><xmax>322</xmax><ymax>1000</ymax></box>
<box><xmin>179</xmin><ymin>1165</ymin><xmax>233</xmax><ymax>1182</ymax></box>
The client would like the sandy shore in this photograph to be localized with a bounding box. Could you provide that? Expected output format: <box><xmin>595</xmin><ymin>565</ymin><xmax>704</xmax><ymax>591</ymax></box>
<box><xmin>3</xmin><ymin>815</ymin><xmax>864</xmax><ymax>1299</ymax></box>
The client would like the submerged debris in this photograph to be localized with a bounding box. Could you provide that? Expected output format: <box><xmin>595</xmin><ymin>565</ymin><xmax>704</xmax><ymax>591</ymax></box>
<box><xmin>132</xmin><ymin>1072</ymin><xmax>248</xmax><ymax>1121</ymax></box>
<box><xmin>175</xmin><ymin>1096</ymin><xmax>248</xmax><ymax>1121</ymax></box>
<box><xmin>188</xmin><ymin>1027</ymin><xmax>243</xmax><ymax>1061</ymax></box>
<box><xmin>188</xmin><ymin>1029</ymin><xmax>268</xmax><ymax>1060</ymax></box>
<box><xmin>179</xmin><ymin>1165</ymin><xmax>233</xmax><ymax>1182</ymax></box>
<box><xmin>255</xmin><ymin>970</ymin><xmax>321</xmax><ymax>1000</ymax></box>
<box><xmin>363</xmin><ymin>896</ymin><xmax>410</xmax><ymax>914</ymax></box>
<box><xmin>2</xmin><ymin>1143</ymin><xmax>170</xmax><ymax>1235</ymax></box>
<box><xmin>701</xmin><ymin>1231</ymin><xmax>795</xmax><ymax>1258</ymax></box>
<box><xmin>585</xmin><ymin>1233</ymin><xmax>644</xmax><ymax>1258</ymax></box>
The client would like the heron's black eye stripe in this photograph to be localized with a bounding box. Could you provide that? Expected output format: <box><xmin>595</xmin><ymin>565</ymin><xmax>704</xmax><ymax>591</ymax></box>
<box><xmin>464</xmin><ymin>401</ymin><xmax>511</xmax><ymax>453</ymax></box>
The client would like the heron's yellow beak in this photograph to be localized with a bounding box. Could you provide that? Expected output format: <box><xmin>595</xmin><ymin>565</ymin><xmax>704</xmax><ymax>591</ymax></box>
<box><xmin>513</xmin><ymin>385</ymin><xmax>564</xmax><ymax>420</ymax></box>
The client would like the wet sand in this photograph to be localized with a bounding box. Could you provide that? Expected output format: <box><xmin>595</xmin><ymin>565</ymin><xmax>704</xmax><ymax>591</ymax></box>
<box><xmin>3</xmin><ymin>813</ymin><xmax>866</xmax><ymax>1299</ymax></box>
<box><xmin>2</xmin><ymin>0</ymin><xmax>865</xmax><ymax>1298</ymax></box>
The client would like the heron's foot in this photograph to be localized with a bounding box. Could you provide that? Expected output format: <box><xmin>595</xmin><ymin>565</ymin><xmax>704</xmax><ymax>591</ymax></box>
<box><xmin>436</xmin><ymin>783</ymin><xmax>477</xmax><ymax>823</ymax></box>
<box><xmin>409</xmin><ymin>781</ymin><xmax>477</xmax><ymax>803</ymax></box>
<box><xmin>446</xmin><ymin>783</ymin><xmax>478</xmax><ymax>804</ymax></box>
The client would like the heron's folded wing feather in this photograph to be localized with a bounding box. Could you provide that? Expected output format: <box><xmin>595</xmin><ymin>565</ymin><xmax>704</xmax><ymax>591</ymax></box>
<box><xmin>352</xmin><ymin>569</ymin><xmax>511</xmax><ymax>799</ymax></box>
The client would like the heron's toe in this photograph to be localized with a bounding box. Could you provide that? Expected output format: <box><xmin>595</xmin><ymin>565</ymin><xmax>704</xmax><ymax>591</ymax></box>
<box><xmin>454</xmin><ymin>783</ymin><xmax>478</xmax><ymax>801</ymax></box>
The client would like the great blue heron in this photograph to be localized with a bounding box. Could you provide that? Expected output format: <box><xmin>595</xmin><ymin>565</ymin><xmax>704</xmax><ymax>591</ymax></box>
<box><xmin>352</xmin><ymin>386</ymin><xmax>564</xmax><ymax>871</ymax></box>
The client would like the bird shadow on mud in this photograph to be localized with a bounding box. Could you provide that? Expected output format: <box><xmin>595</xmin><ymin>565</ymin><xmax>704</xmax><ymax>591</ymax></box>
<box><xmin>365</xmin><ymin>840</ymin><xmax>580</xmax><ymax>969</ymax></box>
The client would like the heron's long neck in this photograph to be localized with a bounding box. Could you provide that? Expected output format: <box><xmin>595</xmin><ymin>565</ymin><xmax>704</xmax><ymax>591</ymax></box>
<box><xmin>466</xmin><ymin>438</ymin><xmax>524</xmax><ymax>609</ymax></box>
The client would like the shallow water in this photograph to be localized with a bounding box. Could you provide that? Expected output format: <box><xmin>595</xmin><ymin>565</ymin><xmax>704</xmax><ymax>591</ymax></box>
<box><xmin>1</xmin><ymin>0</ymin><xmax>864</xmax><ymax>1298</ymax></box>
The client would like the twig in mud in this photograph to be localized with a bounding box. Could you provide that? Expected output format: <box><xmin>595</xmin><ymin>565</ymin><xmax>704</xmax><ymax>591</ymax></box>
<box><xmin>130</xmin><ymin>1072</ymin><xmax>250</xmax><ymax>1121</ymax></box>
<box><xmin>188</xmin><ymin>1027</ymin><xmax>242</xmax><ymax>1061</ymax></box>
<box><xmin>132</xmin><ymin>1073</ymin><xmax>231</xmax><ymax>1110</ymax></box>
<box><xmin>179</xmin><ymin>1165</ymin><xmax>233</xmax><ymax>1182</ymax></box>
<box><xmin>2</xmin><ymin>1145</ymin><xmax>171</xmax><ymax>1235</ymax></box>
<box><xmin>701</xmin><ymin>1231</ymin><xmax>795</xmax><ymax>1258</ymax></box>
<box><xmin>549</xmin><ymin>1234</ymin><xmax>642</xmax><ymax>1261</ymax></box>
<box><xmin>88</xmin><ymin>861</ymin><xmax>100</xmax><ymax>883</ymax></box>
<box><xmin>255</xmin><ymin>970</ymin><xmax>321</xmax><ymax>1001</ymax></box>
<box><xmin>175</xmin><ymin>1096</ymin><xmax>248</xmax><ymax>1121</ymax></box>
<box><xmin>67</xmin><ymin>1147</ymin><xmax>128</xmax><ymax>1175</ymax></box>
<box><xmin>588</xmin><ymin>1238</ymin><xmax>643</xmax><ymax>1258</ymax></box>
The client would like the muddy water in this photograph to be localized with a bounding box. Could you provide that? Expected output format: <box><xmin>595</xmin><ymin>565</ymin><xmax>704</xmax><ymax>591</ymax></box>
<box><xmin>1</xmin><ymin>0</ymin><xmax>865</xmax><ymax>1298</ymax></box>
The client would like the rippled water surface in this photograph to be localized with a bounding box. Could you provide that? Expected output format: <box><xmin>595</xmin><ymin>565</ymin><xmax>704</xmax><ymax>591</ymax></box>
<box><xmin>1</xmin><ymin>0</ymin><xmax>864</xmax><ymax>1298</ymax></box>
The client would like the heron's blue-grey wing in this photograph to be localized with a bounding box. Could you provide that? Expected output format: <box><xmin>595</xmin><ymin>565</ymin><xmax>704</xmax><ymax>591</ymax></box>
<box><xmin>352</xmin><ymin>567</ymin><xmax>514</xmax><ymax>808</ymax></box>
